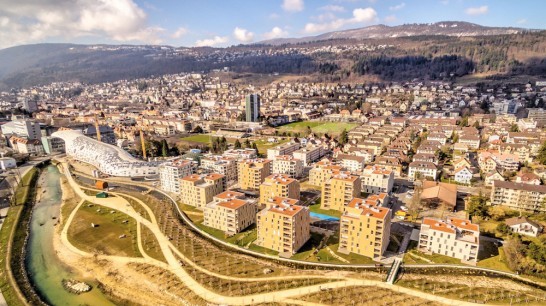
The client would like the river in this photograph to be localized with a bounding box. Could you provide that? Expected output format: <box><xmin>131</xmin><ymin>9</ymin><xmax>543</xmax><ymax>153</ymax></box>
<box><xmin>25</xmin><ymin>165</ymin><xmax>114</xmax><ymax>306</ymax></box>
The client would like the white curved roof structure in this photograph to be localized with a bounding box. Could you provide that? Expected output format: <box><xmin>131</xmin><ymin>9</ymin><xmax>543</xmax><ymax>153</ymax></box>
<box><xmin>52</xmin><ymin>129</ymin><xmax>162</xmax><ymax>177</ymax></box>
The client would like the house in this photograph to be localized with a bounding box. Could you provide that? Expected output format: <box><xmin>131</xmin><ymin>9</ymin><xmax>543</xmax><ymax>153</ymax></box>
<box><xmin>514</xmin><ymin>171</ymin><xmax>541</xmax><ymax>185</ymax></box>
<box><xmin>453</xmin><ymin>157</ymin><xmax>472</xmax><ymax>170</ymax></box>
<box><xmin>457</xmin><ymin>134</ymin><xmax>481</xmax><ymax>150</ymax></box>
<box><xmin>408</xmin><ymin>161</ymin><xmax>438</xmax><ymax>182</ymax></box>
<box><xmin>505</xmin><ymin>217</ymin><xmax>543</xmax><ymax>237</ymax></box>
<box><xmin>454</xmin><ymin>167</ymin><xmax>473</xmax><ymax>185</ymax></box>
<box><xmin>337</xmin><ymin>154</ymin><xmax>366</xmax><ymax>172</ymax></box>
<box><xmin>484</xmin><ymin>171</ymin><xmax>504</xmax><ymax>186</ymax></box>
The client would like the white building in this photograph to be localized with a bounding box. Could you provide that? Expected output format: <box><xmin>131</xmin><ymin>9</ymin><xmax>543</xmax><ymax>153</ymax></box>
<box><xmin>52</xmin><ymin>129</ymin><xmax>162</xmax><ymax>177</ymax></box>
<box><xmin>505</xmin><ymin>217</ymin><xmax>543</xmax><ymax>237</ymax></box>
<box><xmin>0</xmin><ymin>157</ymin><xmax>16</xmax><ymax>170</ymax></box>
<box><xmin>267</xmin><ymin>142</ymin><xmax>300</xmax><ymax>160</ymax></box>
<box><xmin>337</xmin><ymin>154</ymin><xmax>365</xmax><ymax>173</ymax></box>
<box><xmin>408</xmin><ymin>161</ymin><xmax>438</xmax><ymax>181</ymax></box>
<box><xmin>272</xmin><ymin>155</ymin><xmax>303</xmax><ymax>178</ymax></box>
<box><xmin>1</xmin><ymin>119</ymin><xmax>41</xmax><ymax>140</ymax></box>
<box><xmin>360</xmin><ymin>165</ymin><xmax>394</xmax><ymax>194</ymax></box>
<box><xmin>159</xmin><ymin>159</ymin><xmax>194</xmax><ymax>193</ymax></box>
<box><xmin>454</xmin><ymin>167</ymin><xmax>473</xmax><ymax>185</ymax></box>
<box><xmin>201</xmin><ymin>155</ymin><xmax>238</xmax><ymax>184</ymax></box>
<box><xmin>418</xmin><ymin>217</ymin><xmax>479</xmax><ymax>264</ymax></box>
<box><xmin>293</xmin><ymin>145</ymin><xmax>326</xmax><ymax>166</ymax></box>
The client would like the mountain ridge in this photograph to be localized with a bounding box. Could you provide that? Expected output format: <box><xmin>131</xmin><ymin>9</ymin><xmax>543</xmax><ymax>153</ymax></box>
<box><xmin>258</xmin><ymin>21</ymin><xmax>534</xmax><ymax>45</ymax></box>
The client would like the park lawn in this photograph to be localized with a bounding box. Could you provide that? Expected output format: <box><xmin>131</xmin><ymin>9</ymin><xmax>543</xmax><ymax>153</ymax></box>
<box><xmin>309</xmin><ymin>203</ymin><xmax>342</xmax><ymax>218</ymax></box>
<box><xmin>178</xmin><ymin>203</ymin><xmax>204</xmax><ymax>223</ymax></box>
<box><xmin>67</xmin><ymin>202</ymin><xmax>142</xmax><ymax>257</ymax></box>
<box><xmin>277</xmin><ymin>121</ymin><xmax>359</xmax><ymax>136</ymax></box>
<box><xmin>408</xmin><ymin>250</ymin><xmax>463</xmax><ymax>264</ymax></box>
<box><xmin>253</xmin><ymin>138</ymin><xmax>290</xmax><ymax>154</ymax></box>
<box><xmin>327</xmin><ymin>244</ymin><xmax>377</xmax><ymax>264</ymax></box>
<box><xmin>196</xmin><ymin>223</ymin><xmax>257</xmax><ymax>247</ymax></box>
<box><xmin>180</xmin><ymin>134</ymin><xmax>214</xmax><ymax>144</ymax></box>
<box><xmin>477</xmin><ymin>247</ymin><xmax>512</xmax><ymax>272</ymax></box>
<box><xmin>14</xmin><ymin>168</ymin><xmax>38</xmax><ymax>206</ymax></box>
<box><xmin>249</xmin><ymin>243</ymin><xmax>279</xmax><ymax>256</ymax></box>
<box><xmin>300</xmin><ymin>182</ymin><xmax>321</xmax><ymax>191</ymax></box>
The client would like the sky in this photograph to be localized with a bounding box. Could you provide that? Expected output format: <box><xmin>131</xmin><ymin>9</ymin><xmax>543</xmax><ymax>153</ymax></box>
<box><xmin>0</xmin><ymin>0</ymin><xmax>544</xmax><ymax>49</ymax></box>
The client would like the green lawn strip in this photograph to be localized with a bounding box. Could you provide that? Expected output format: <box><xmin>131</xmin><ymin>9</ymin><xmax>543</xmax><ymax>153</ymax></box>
<box><xmin>115</xmin><ymin>194</ymin><xmax>151</xmax><ymax>222</ymax></box>
<box><xmin>277</xmin><ymin>121</ymin><xmax>359</xmax><ymax>136</ymax></box>
<box><xmin>477</xmin><ymin>247</ymin><xmax>512</xmax><ymax>272</ymax></box>
<box><xmin>0</xmin><ymin>206</ymin><xmax>25</xmax><ymax>306</ymax></box>
<box><xmin>308</xmin><ymin>203</ymin><xmax>341</xmax><ymax>218</ymax></box>
<box><xmin>14</xmin><ymin>168</ymin><xmax>38</xmax><ymax>205</ymax></box>
<box><xmin>180</xmin><ymin>134</ymin><xmax>214</xmax><ymax>143</ymax></box>
<box><xmin>195</xmin><ymin>222</ymin><xmax>257</xmax><ymax>246</ymax></box>
<box><xmin>407</xmin><ymin>250</ymin><xmax>463</xmax><ymax>264</ymax></box>
<box><xmin>67</xmin><ymin>202</ymin><xmax>142</xmax><ymax>257</ymax></box>
<box><xmin>248</xmin><ymin>243</ymin><xmax>279</xmax><ymax>256</ymax></box>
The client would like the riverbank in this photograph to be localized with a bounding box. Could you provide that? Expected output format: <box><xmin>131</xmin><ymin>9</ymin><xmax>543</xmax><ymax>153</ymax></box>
<box><xmin>51</xmin><ymin>169</ymin><xmax>187</xmax><ymax>306</ymax></box>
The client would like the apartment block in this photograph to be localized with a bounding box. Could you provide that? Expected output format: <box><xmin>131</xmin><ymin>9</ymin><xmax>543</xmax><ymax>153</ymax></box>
<box><xmin>159</xmin><ymin>159</ymin><xmax>194</xmax><ymax>193</ymax></box>
<box><xmin>180</xmin><ymin>173</ymin><xmax>225</xmax><ymax>208</ymax></box>
<box><xmin>337</xmin><ymin>154</ymin><xmax>366</xmax><ymax>172</ymax></box>
<box><xmin>203</xmin><ymin>191</ymin><xmax>257</xmax><ymax>235</ymax></box>
<box><xmin>272</xmin><ymin>155</ymin><xmax>303</xmax><ymax>178</ymax></box>
<box><xmin>418</xmin><ymin>217</ymin><xmax>480</xmax><ymax>264</ymax></box>
<box><xmin>237</xmin><ymin>159</ymin><xmax>272</xmax><ymax>190</ymax></box>
<box><xmin>338</xmin><ymin>196</ymin><xmax>392</xmax><ymax>259</ymax></box>
<box><xmin>491</xmin><ymin>180</ymin><xmax>546</xmax><ymax>212</ymax></box>
<box><xmin>408</xmin><ymin>161</ymin><xmax>438</xmax><ymax>182</ymax></box>
<box><xmin>293</xmin><ymin>145</ymin><xmax>326</xmax><ymax>166</ymax></box>
<box><xmin>259</xmin><ymin>174</ymin><xmax>300</xmax><ymax>206</ymax></box>
<box><xmin>266</xmin><ymin>142</ymin><xmax>300</xmax><ymax>160</ymax></box>
<box><xmin>360</xmin><ymin>165</ymin><xmax>394</xmax><ymax>194</ymax></box>
<box><xmin>321</xmin><ymin>172</ymin><xmax>362</xmax><ymax>212</ymax></box>
<box><xmin>223</xmin><ymin>148</ymin><xmax>257</xmax><ymax>160</ymax></box>
<box><xmin>308</xmin><ymin>159</ymin><xmax>344</xmax><ymax>186</ymax></box>
<box><xmin>200</xmin><ymin>155</ymin><xmax>238</xmax><ymax>183</ymax></box>
<box><xmin>256</xmin><ymin>200</ymin><xmax>310</xmax><ymax>255</ymax></box>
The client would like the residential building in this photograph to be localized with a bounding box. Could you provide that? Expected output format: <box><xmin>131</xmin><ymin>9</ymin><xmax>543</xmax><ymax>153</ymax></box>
<box><xmin>454</xmin><ymin>167</ymin><xmax>473</xmax><ymax>185</ymax></box>
<box><xmin>338</xmin><ymin>196</ymin><xmax>392</xmax><ymax>260</ymax></box>
<box><xmin>180</xmin><ymin>173</ymin><xmax>225</xmax><ymax>208</ymax></box>
<box><xmin>484</xmin><ymin>170</ymin><xmax>504</xmax><ymax>186</ymax></box>
<box><xmin>491</xmin><ymin>180</ymin><xmax>546</xmax><ymax>212</ymax></box>
<box><xmin>159</xmin><ymin>159</ymin><xmax>194</xmax><ymax>194</ymax></box>
<box><xmin>0</xmin><ymin>157</ymin><xmax>16</xmax><ymax>170</ymax></box>
<box><xmin>9</xmin><ymin>136</ymin><xmax>44</xmax><ymax>155</ymax></box>
<box><xmin>293</xmin><ymin>145</ymin><xmax>326</xmax><ymax>166</ymax></box>
<box><xmin>203</xmin><ymin>191</ymin><xmax>257</xmax><ymax>235</ymax></box>
<box><xmin>272</xmin><ymin>155</ymin><xmax>303</xmax><ymax>178</ymax></box>
<box><xmin>41</xmin><ymin>136</ymin><xmax>65</xmax><ymax>154</ymax></box>
<box><xmin>337</xmin><ymin>154</ymin><xmax>366</xmax><ymax>172</ymax></box>
<box><xmin>237</xmin><ymin>158</ymin><xmax>272</xmax><ymax>190</ymax></box>
<box><xmin>360</xmin><ymin>165</ymin><xmax>394</xmax><ymax>194</ymax></box>
<box><xmin>223</xmin><ymin>148</ymin><xmax>257</xmax><ymax>160</ymax></box>
<box><xmin>256</xmin><ymin>199</ymin><xmax>310</xmax><ymax>255</ymax></box>
<box><xmin>408</xmin><ymin>161</ymin><xmax>438</xmax><ymax>181</ymax></box>
<box><xmin>457</xmin><ymin>134</ymin><xmax>481</xmax><ymax>150</ymax></box>
<box><xmin>308</xmin><ymin>159</ymin><xmax>344</xmax><ymax>186</ymax></box>
<box><xmin>527</xmin><ymin>108</ymin><xmax>546</xmax><ymax>127</ymax></box>
<box><xmin>505</xmin><ymin>217</ymin><xmax>543</xmax><ymax>237</ymax></box>
<box><xmin>1</xmin><ymin>119</ymin><xmax>41</xmax><ymax>140</ymax></box>
<box><xmin>259</xmin><ymin>174</ymin><xmax>300</xmax><ymax>206</ymax></box>
<box><xmin>245</xmin><ymin>93</ymin><xmax>261</xmax><ymax>122</ymax></box>
<box><xmin>267</xmin><ymin>142</ymin><xmax>300</xmax><ymax>160</ymax></box>
<box><xmin>418</xmin><ymin>217</ymin><xmax>480</xmax><ymax>264</ymax></box>
<box><xmin>321</xmin><ymin>172</ymin><xmax>361</xmax><ymax>212</ymax></box>
<box><xmin>478</xmin><ymin>151</ymin><xmax>520</xmax><ymax>173</ymax></box>
<box><xmin>201</xmin><ymin>155</ymin><xmax>238</xmax><ymax>183</ymax></box>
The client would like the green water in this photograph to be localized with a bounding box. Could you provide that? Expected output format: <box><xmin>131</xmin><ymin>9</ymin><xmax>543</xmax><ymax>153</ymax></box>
<box><xmin>26</xmin><ymin>165</ymin><xmax>114</xmax><ymax>306</ymax></box>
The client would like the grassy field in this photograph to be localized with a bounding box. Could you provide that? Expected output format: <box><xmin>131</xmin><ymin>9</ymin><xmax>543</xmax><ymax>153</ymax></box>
<box><xmin>180</xmin><ymin>134</ymin><xmax>214</xmax><ymax>144</ymax></box>
<box><xmin>477</xmin><ymin>247</ymin><xmax>512</xmax><ymax>272</ymax></box>
<box><xmin>196</xmin><ymin>222</ymin><xmax>258</xmax><ymax>247</ymax></box>
<box><xmin>299</xmin><ymin>285</ymin><xmax>431</xmax><ymax>305</ymax></box>
<box><xmin>277</xmin><ymin>121</ymin><xmax>359</xmax><ymax>136</ymax></box>
<box><xmin>67</xmin><ymin>202</ymin><xmax>142</xmax><ymax>257</ymax></box>
<box><xmin>253</xmin><ymin>138</ymin><xmax>290</xmax><ymax>154</ymax></box>
<box><xmin>0</xmin><ymin>206</ymin><xmax>25</xmax><ymax>306</ymax></box>
<box><xmin>140</xmin><ymin>224</ymin><xmax>167</xmax><ymax>263</ymax></box>
<box><xmin>14</xmin><ymin>168</ymin><xmax>38</xmax><ymax>206</ymax></box>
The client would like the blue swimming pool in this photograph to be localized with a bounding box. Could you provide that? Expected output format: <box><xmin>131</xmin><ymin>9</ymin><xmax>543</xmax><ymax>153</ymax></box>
<box><xmin>310</xmin><ymin>212</ymin><xmax>340</xmax><ymax>221</ymax></box>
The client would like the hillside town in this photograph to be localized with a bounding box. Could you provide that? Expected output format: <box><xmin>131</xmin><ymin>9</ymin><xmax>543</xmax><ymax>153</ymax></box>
<box><xmin>2</xmin><ymin>72</ymin><xmax>546</xmax><ymax>276</ymax></box>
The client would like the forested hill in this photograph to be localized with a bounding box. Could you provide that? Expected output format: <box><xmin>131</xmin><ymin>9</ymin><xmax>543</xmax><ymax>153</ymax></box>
<box><xmin>0</xmin><ymin>31</ymin><xmax>545</xmax><ymax>90</ymax></box>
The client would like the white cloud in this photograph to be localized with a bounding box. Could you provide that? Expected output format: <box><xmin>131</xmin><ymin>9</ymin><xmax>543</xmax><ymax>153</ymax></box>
<box><xmin>389</xmin><ymin>3</ymin><xmax>405</xmax><ymax>11</ymax></box>
<box><xmin>0</xmin><ymin>0</ymin><xmax>164</xmax><ymax>48</ymax></box>
<box><xmin>517</xmin><ymin>19</ymin><xmax>527</xmax><ymax>24</ymax></box>
<box><xmin>303</xmin><ymin>7</ymin><xmax>377</xmax><ymax>34</ymax></box>
<box><xmin>465</xmin><ymin>5</ymin><xmax>488</xmax><ymax>16</ymax></box>
<box><xmin>263</xmin><ymin>26</ymin><xmax>289</xmax><ymax>40</ymax></box>
<box><xmin>195</xmin><ymin>36</ymin><xmax>228</xmax><ymax>47</ymax></box>
<box><xmin>384</xmin><ymin>15</ymin><xmax>397</xmax><ymax>23</ymax></box>
<box><xmin>312</xmin><ymin>12</ymin><xmax>337</xmax><ymax>22</ymax></box>
<box><xmin>269</xmin><ymin>13</ymin><xmax>280</xmax><ymax>19</ymax></box>
<box><xmin>319</xmin><ymin>5</ymin><xmax>345</xmax><ymax>12</ymax></box>
<box><xmin>282</xmin><ymin>0</ymin><xmax>304</xmax><ymax>12</ymax></box>
<box><xmin>233</xmin><ymin>27</ymin><xmax>254</xmax><ymax>43</ymax></box>
<box><xmin>171</xmin><ymin>27</ymin><xmax>188</xmax><ymax>39</ymax></box>
<box><xmin>440</xmin><ymin>0</ymin><xmax>449</xmax><ymax>5</ymax></box>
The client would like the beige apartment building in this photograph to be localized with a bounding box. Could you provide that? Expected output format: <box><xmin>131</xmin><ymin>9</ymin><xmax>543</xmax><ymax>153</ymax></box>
<box><xmin>200</xmin><ymin>155</ymin><xmax>238</xmax><ymax>183</ymax></box>
<box><xmin>256</xmin><ymin>200</ymin><xmax>310</xmax><ymax>255</ymax></box>
<box><xmin>180</xmin><ymin>173</ymin><xmax>225</xmax><ymax>208</ymax></box>
<box><xmin>203</xmin><ymin>191</ymin><xmax>257</xmax><ymax>235</ymax></box>
<box><xmin>308</xmin><ymin>159</ymin><xmax>344</xmax><ymax>186</ymax></box>
<box><xmin>321</xmin><ymin>172</ymin><xmax>362</xmax><ymax>212</ymax></box>
<box><xmin>159</xmin><ymin>159</ymin><xmax>194</xmax><ymax>193</ymax></box>
<box><xmin>491</xmin><ymin>180</ymin><xmax>546</xmax><ymax>212</ymax></box>
<box><xmin>272</xmin><ymin>155</ymin><xmax>303</xmax><ymax>178</ymax></box>
<box><xmin>237</xmin><ymin>159</ymin><xmax>272</xmax><ymax>190</ymax></box>
<box><xmin>360</xmin><ymin>165</ymin><xmax>395</xmax><ymax>194</ymax></box>
<box><xmin>259</xmin><ymin>174</ymin><xmax>300</xmax><ymax>206</ymax></box>
<box><xmin>338</xmin><ymin>196</ymin><xmax>392</xmax><ymax>259</ymax></box>
<box><xmin>293</xmin><ymin>145</ymin><xmax>326</xmax><ymax>166</ymax></box>
<box><xmin>418</xmin><ymin>217</ymin><xmax>480</xmax><ymax>264</ymax></box>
